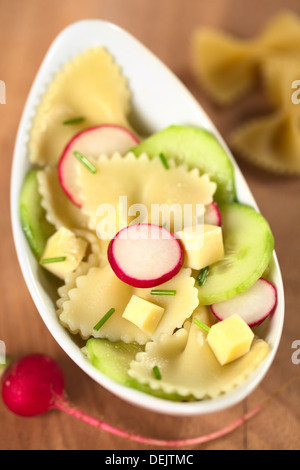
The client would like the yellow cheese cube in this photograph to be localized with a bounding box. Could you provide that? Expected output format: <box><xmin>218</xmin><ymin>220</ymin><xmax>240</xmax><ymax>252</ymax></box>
<box><xmin>122</xmin><ymin>295</ymin><xmax>165</xmax><ymax>334</ymax></box>
<box><xmin>207</xmin><ymin>314</ymin><xmax>254</xmax><ymax>365</ymax></box>
<box><xmin>176</xmin><ymin>224</ymin><xmax>224</xmax><ymax>270</ymax></box>
<box><xmin>40</xmin><ymin>227</ymin><xmax>87</xmax><ymax>279</ymax></box>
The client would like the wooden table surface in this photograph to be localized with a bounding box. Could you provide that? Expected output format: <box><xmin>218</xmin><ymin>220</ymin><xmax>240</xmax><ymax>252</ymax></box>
<box><xmin>1</xmin><ymin>0</ymin><xmax>300</xmax><ymax>451</ymax></box>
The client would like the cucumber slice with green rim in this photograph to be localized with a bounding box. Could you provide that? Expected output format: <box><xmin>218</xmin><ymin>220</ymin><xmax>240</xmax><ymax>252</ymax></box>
<box><xmin>85</xmin><ymin>338</ymin><xmax>190</xmax><ymax>401</ymax></box>
<box><xmin>197</xmin><ymin>203</ymin><xmax>274</xmax><ymax>305</ymax></box>
<box><xmin>19</xmin><ymin>169</ymin><xmax>55</xmax><ymax>259</ymax></box>
<box><xmin>131</xmin><ymin>125</ymin><xmax>236</xmax><ymax>204</ymax></box>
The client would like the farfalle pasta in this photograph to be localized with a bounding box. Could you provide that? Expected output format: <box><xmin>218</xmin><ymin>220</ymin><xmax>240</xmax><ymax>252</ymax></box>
<box><xmin>59</xmin><ymin>265</ymin><xmax>198</xmax><ymax>344</ymax></box>
<box><xmin>191</xmin><ymin>11</ymin><xmax>300</xmax><ymax>105</ymax></box>
<box><xmin>191</xmin><ymin>11</ymin><xmax>300</xmax><ymax>174</ymax></box>
<box><xmin>129</xmin><ymin>307</ymin><xmax>269</xmax><ymax>399</ymax></box>
<box><xmin>19</xmin><ymin>44</ymin><xmax>277</xmax><ymax>404</ymax></box>
<box><xmin>76</xmin><ymin>152</ymin><xmax>216</xmax><ymax>234</ymax></box>
<box><xmin>231</xmin><ymin>58</ymin><xmax>300</xmax><ymax>174</ymax></box>
<box><xmin>29</xmin><ymin>46</ymin><xmax>132</xmax><ymax>166</ymax></box>
<box><xmin>37</xmin><ymin>166</ymin><xmax>89</xmax><ymax>230</ymax></box>
<box><xmin>56</xmin><ymin>232</ymin><xmax>102</xmax><ymax>316</ymax></box>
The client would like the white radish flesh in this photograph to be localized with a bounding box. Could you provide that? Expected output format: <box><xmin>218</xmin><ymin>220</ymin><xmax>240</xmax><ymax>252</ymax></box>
<box><xmin>107</xmin><ymin>224</ymin><xmax>184</xmax><ymax>288</ymax></box>
<box><xmin>210</xmin><ymin>278</ymin><xmax>277</xmax><ymax>327</ymax></box>
<box><xmin>58</xmin><ymin>125</ymin><xmax>139</xmax><ymax>207</ymax></box>
<box><xmin>204</xmin><ymin>202</ymin><xmax>221</xmax><ymax>226</ymax></box>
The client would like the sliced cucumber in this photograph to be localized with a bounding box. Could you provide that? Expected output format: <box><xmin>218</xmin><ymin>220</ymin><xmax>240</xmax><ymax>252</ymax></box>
<box><xmin>86</xmin><ymin>338</ymin><xmax>142</xmax><ymax>385</ymax></box>
<box><xmin>197</xmin><ymin>203</ymin><xmax>274</xmax><ymax>305</ymax></box>
<box><xmin>131</xmin><ymin>125</ymin><xmax>236</xmax><ymax>204</ymax></box>
<box><xmin>19</xmin><ymin>169</ymin><xmax>55</xmax><ymax>259</ymax></box>
<box><xmin>85</xmin><ymin>338</ymin><xmax>190</xmax><ymax>401</ymax></box>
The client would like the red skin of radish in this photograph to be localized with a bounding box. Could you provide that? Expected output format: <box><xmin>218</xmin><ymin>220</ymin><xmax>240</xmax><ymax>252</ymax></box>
<box><xmin>210</xmin><ymin>278</ymin><xmax>277</xmax><ymax>327</ymax></box>
<box><xmin>107</xmin><ymin>224</ymin><xmax>184</xmax><ymax>288</ymax></box>
<box><xmin>58</xmin><ymin>124</ymin><xmax>140</xmax><ymax>207</ymax></box>
<box><xmin>1</xmin><ymin>354</ymin><xmax>65</xmax><ymax>417</ymax></box>
<box><xmin>0</xmin><ymin>353</ymin><xmax>294</xmax><ymax>446</ymax></box>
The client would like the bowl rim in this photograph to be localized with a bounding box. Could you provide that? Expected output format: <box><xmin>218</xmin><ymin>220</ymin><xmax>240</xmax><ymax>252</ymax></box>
<box><xmin>10</xmin><ymin>19</ymin><xmax>285</xmax><ymax>416</ymax></box>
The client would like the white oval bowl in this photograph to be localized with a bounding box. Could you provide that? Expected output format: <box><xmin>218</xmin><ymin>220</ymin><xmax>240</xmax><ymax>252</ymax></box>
<box><xmin>10</xmin><ymin>20</ymin><xmax>284</xmax><ymax>416</ymax></box>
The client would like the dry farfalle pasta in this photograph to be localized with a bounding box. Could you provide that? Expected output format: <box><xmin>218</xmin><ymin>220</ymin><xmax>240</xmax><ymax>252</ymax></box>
<box><xmin>231</xmin><ymin>58</ymin><xmax>300</xmax><ymax>174</ymax></box>
<box><xmin>191</xmin><ymin>11</ymin><xmax>300</xmax><ymax>105</ymax></box>
<box><xmin>192</xmin><ymin>11</ymin><xmax>300</xmax><ymax>173</ymax></box>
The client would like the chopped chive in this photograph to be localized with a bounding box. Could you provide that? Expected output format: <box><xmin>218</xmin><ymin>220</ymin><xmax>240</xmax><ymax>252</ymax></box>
<box><xmin>93</xmin><ymin>308</ymin><xmax>115</xmax><ymax>331</ymax></box>
<box><xmin>41</xmin><ymin>256</ymin><xmax>66</xmax><ymax>264</ymax></box>
<box><xmin>159</xmin><ymin>152</ymin><xmax>169</xmax><ymax>169</ymax></box>
<box><xmin>193</xmin><ymin>317</ymin><xmax>210</xmax><ymax>333</ymax></box>
<box><xmin>150</xmin><ymin>289</ymin><xmax>176</xmax><ymax>296</ymax></box>
<box><xmin>73</xmin><ymin>150</ymin><xmax>97</xmax><ymax>174</ymax></box>
<box><xmin>196</xmin><ymin>266</ymin><xmax>209</xmax><ymax>286</ymax></box>
<box><xmin>152</xmin><ymin>365</ymin><xmax>162</xmax><ymax>380</ymax></box>
<box><xmin>62</xmin><ymin>117</ymin><xmax>85</xmax><ymax>125</ymax></box>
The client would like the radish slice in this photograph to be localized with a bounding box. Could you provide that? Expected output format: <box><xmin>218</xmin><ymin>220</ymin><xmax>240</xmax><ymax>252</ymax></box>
<box><xmin>58</xmin><ymin>125</ymin><xmax>140</xmax><ymax>207</ymax></box>
<box><xmin>210</xmin><ymin>278</ymin><xmax>277</xmax><ymax>327</ymax></box>
<box><xmin>107</xmin><ymin>224</ymin><xmax>184</xmax><ymax>288</ymax></box>
<box><xmin>204</xmin><ymin>202</ymin><xmax>221</xmax><ymax>226</ymax></box>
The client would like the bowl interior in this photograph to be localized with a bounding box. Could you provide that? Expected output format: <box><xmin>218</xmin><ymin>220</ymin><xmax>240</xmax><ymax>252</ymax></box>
<box><xmin>10</xmin><ymin>20</ymin><xmax>284</xmax><ymax>416</ymax></box>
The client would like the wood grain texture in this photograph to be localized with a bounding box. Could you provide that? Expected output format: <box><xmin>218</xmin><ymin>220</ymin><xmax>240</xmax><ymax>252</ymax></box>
<box><xmin>0</xmin><ymin>0</ymin><xmax>299</xmax><ymax>450</ymax></box>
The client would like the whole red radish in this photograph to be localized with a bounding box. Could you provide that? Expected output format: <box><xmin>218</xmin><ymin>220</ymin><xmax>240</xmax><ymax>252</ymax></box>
<box><xmin>1</xmin><ymin>354</ymin><xmax>65</xmax><ymax>417</ymax></box>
